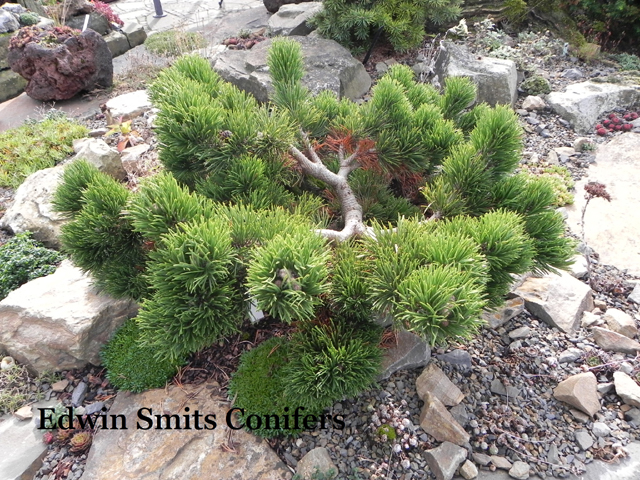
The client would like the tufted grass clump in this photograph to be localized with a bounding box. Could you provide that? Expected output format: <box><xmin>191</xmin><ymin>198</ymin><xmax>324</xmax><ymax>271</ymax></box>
<box><xmin>0</xmin><ymin>112</ymin><xmax>87</xmax><ymax>188</ymax></box>
<box><xmin>0</xmin><ymin>232</ymin><xmax>64</xmax><ymax>300</ymax></box>
<box><xmin>144</xmin><ymin>30</ymin><xmax>207</xmax><ymax>57</ymax></box>
<box><xmin>102</xmin><ymin>319</ymin><xmax>182</xmax><ymax>393</ymax></box>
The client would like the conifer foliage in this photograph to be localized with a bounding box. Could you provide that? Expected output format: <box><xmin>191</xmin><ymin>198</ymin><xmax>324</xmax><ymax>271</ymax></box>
<box><xmin>55</xmin><ymin>38</ymin><xmax>575</xmax><ymax>433</ymax></box>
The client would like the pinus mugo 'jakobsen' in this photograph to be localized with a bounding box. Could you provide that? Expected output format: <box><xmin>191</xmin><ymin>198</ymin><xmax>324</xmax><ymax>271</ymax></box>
<box><xmin>54</xmin><ymin>38</ymin><xmax>575</xmax><ymax>435</ymax></box>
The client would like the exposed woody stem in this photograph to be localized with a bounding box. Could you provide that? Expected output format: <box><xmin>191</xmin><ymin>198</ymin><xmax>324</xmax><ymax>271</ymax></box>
<box><xmin>288</xmin><ymin>131</ymin><xmax>374</xmax><ymax>242</ymax></box>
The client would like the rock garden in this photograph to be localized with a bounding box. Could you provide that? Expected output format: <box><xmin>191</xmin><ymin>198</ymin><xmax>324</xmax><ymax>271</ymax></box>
<box><xmin>1</xmin><ymin>1</ymin><xmax>640</xmax><ymax>480</ymax></box>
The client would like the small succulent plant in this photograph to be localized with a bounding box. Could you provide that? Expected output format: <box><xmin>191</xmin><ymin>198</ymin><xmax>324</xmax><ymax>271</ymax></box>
<box><xmin>69</xmin><ymin>431</ymin><xmax>92</xmax><ymax>453</ymax></box>
<box><xmin>595</xmin><ymin>111</ymin><xmax>638</xmax><ymax>135</ymax></box>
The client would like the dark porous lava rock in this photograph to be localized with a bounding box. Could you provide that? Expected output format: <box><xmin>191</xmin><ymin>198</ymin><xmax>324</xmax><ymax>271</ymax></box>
<box><xmin>9</xmin><ymin>29</ymin><xmax>113</xmax><ymax>101</ymax></box>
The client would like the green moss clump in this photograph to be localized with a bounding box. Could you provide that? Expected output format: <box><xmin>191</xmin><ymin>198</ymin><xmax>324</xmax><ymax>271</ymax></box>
<box><xmin>377</xmin><ymin>423</ymin><xmax>397</xmax><ymax>441</ymax></box>
<box><xmin>19</xmin><ymin>12</ymin><xmax>40</xmax><ymax>26</ymax></box>
<box><xmin>102</xmin><ymin>319</ymin><xmax>182</xmax><ymax>393</ymax></box>
<box><xmin>0</xmin><ymin>232</ymin><xmax>64</xmax><ymax>300</ymax></box>
<box><xmin>520</xmin><ymin>75</ymin><xmax>551</xmax><ymax>95</ymax></box>
<box><xmin>228</xmin><ymin>337</ymin><xmax>308</xmax><ymax>438</ymax></box>
<box><xmin>0</xmin><ymin>113</ymin><xmax>88</xmax><ymax>188</ymax></box>
<box><xmin>144</xmin><ymin>30</ymin><xmax>206</xmax><ymax>57</ymax></box>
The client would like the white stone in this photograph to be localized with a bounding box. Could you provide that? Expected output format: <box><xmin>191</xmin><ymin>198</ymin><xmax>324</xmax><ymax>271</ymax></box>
<box><xmin>553</xmin><ymin>372</ymin><xmax>600</xmax><ymax>417</ymax></box>
<box><xmin>0</xmin><ymin>166</ymin><xmax>66</xmax><ymax>248</ymax></box>
<box><xmin>1</xmin><ymin>356</ymin><xmax>15</xmax><ymax>370</ymax></box>
<box><xmin>105</xmin><ymin>90</ymin><xmax>152</xmax><ymax>123</ymax></box>
<box><xmin>296</xmin><ymin>447</ymin><xmax>338</xmax><ymax>479</ymax></box>
<box><xmin>522</xmin><ymin>95</ymin><xmax>545</xmax><ymax>110</ymax></box>
<box><xmin>514</xmin><ymin>270</ymin><xmax>594</xmax><ymax>333</ymax></box>
<box><xmin>0</xmin><ymin>260</ymin><xmax>138</xmax><ymax>375</ymax></box>
<box><xmin>592</xmin><ymin>421</ymin><xmax>611</xmax><ymax>437</ymax></box>
<box><xmin>509</xmin><ymin>461</ymin><xmax>530</xmax><ymax>479</ymax></box>
<box><xmin>629</xmin><ymin>283</ymin><xmax>640</xmax><ymax>304</ymax></box>
<box><xmin>603</xmin><ymin>308</ymin><xmax>638</xmax><ymax>339</ymax></box>
<box><xmin>13</xmin><ymin>405</ymin><xmax>33</xmax><ymax>420</ymax></box>
<box><xmin>548</xmin><ymin>82</ymin><xmax>640</xmax><ymax>134</ymax></box>
<box><xmin>569</xmin><ymin>254</ymin><xmax>588</xmax><ymax>279</ymax></box>
<box><xmin>582</xmin><ymin>311</ymin><xmax>602</xmax><ymax>328</ymax></box>
<box><xmin>613</xmin><ymin>372</ymin><xmax>640</xmax><ymax>408</ymax></box>
<box><xmin>120</xmin><ymin>143</ymin><xmax>150</xmax><ymax>172</ymax></box>
<box><xmin>71</xmin><ymin>138</ymin><xmax>126</xmax><ymax>181</ymax></box>
<box><xmin>459</xmin><ymin>459</ymin><xmax>478</xmax><ymax>479</ymax></box>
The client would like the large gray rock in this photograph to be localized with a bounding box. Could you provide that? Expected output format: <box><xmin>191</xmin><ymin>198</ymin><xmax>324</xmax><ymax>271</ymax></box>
<box><xmin>0</xmin><ymin>9</ymin><xmax>19</xmax><ymax>33</ymax></box>
<box><xmin>603</xmin><ymin>308</ymin><xmax>638</xmax><ymax>339</ymax></box>
<box><xmin>565</xmin><ymin>134</ymin><xmax>640</xmax><ymax>276</ymax></box>
<box><xmin>104</xmin><ymin>30</ymin><xmax>131</xmax><ymax>58</ymax></box>
<box><xmin>513</xmin><ymin>270</ymin><xmax>593</xmax><ymax>333</ymax></box>
<box><xmin>0</xmin><ymin>67</ymin><xmax>27</xmax><ymax>103</ymax></box>
<box><xmin>122</xmin><ymin>21</ymin><xmax>147</xmax><ymax>48</ymax></box>
<box><xmin>1</xmin><ymin>31</ymin><xmax>11</xmax><ymax>70</ymax></box>
<box><xmin>0</xmin><ymin>166</ymin><xmax>65</xmax><ymax>248</ymax></box>
<box><xmin>0</xmin><ymin>260</ymin><xmax>138</xmax><ymax>375</ymax></box>
<box><xmin>71</xmin><ymin>138</ymin><xmax>126</xmax><ymax>181</ymax></box>
<box><xmin>65</xmin><ymin>12</ymin><xmax>111</xmax><ymax>36</ymax></box>
<box><xmin>434</xmin><ymin>41</ymin><xmax>517</xmax><ymax>107</ymax></box>
<box><xmin>268</xmin><ymin>2</ymin><xmax>322</xmax><ymax>36</ymax></box>
<box><xmin>213</xmin><ymin>36</ymin><xmax>371</xmax><ymax>103</ymax></box>
<box><xmin>547</xmin><ymin>82</ymin><xmax>640</xmax><ymax>134</ymax></box>
<box><xmin>378</xmin><ymin>330</ymin><xmax>431</xmax><ymax>380</ymax></box>
<box><xmin>81</xmin><ymin>382</ymin><xmax>289</xmax><ymax>480</ymax></box>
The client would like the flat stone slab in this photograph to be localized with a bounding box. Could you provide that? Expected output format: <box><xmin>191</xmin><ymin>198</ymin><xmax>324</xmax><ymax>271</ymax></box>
<box><xmin>81</xmin><ymin>381</ymin><xmax>289</xmax><ymax>480</ymax></box>
<box><xmin>0</xmin><ymin>400</ymin><xmax>56</xmax><ymax>480</ymax></box>
<box><xmin>566</xmin><ymin>133</ymin><xmax>640</xmax><ymax>276</ymax></box>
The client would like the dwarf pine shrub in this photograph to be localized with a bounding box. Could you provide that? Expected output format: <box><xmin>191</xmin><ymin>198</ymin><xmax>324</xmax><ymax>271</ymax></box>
<box><xmin>55</xmin><ymin>39</ymin><xmax>575</xmax><ymax>415</ymax></box>
<box><xmin>310</xmin><ymin>0</ymin><xmax>462</xmax><ymax>53</ymax></box>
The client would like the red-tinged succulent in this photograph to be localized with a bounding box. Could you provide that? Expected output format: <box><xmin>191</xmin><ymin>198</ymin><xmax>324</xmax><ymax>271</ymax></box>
<box><xmin>596</xmin><ymin>128</ymin><xmax>608</xmax><ymax>136</ymax></box>
<box><xmin>596</xmin><ymin>124</ymin><xmax>603</xmax><ymax>129</ymax></box>
<box><xmin>623</xmin><ymin>123</ymin><xmax>633</xmax><ymax>131</ymax></box>
<box><xmin>603</xmin><ymin>119</ymin><xmax>611</xmax><ymax>125</ymax></box>
<box><xmin>608</xmin><ymin>113</ymin><xmax>617</xmax><ymax>119</ymax></box>
<box><xmin>43</xmin><ymin>431</ymin><xmax>55</xmax><ymax>444</ymax></box>
<box><xmin>69</xmin><ymin>432</ymin><xmax>92</xmax><ymax>453</ymax></box>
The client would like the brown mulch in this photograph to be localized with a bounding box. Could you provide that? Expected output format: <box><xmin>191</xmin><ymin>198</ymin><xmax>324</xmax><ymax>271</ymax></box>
<box><xmin>173</xmin><ymin>316</ymin><xmax>296</xmax><ymax>393</ymax></box>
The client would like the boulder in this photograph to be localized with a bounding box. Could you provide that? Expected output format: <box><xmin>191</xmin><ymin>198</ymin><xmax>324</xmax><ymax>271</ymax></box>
<box><xmin>0</xmin><ymin>260</ymin><xmax>138</xmax><ymax>375</ymax></box>
<box><xmin>592</xmin><ymin>327</ymin><xmax>640</xmax><ymax>355</ymax></box>
<box><xmin>71</xmin><ymin>138</ymin><xmax>126</xmax><ymax>180</ymax></box>
<box><xmin>80</xmin><ymin>382</ymin><xmax>289</xmax><ymax>480</ymax></box>
<box><xmin>122</xmin><ymin>21</ymin><xmax>147</xmax><ymax>48</ymax></box>
<box><xmin>268</xmin><ymin>2</ymin><xmax>322</xmax><ymax>36</ymax></box>
<box><xmin>0</xmin><ymin>67</ymin><xmax>27</xmax><ymax>103</ymax></box>
<box><xmin>513</xmin><ymin>270</ymin><xmax>593</xmax><ymax>333</ymax></box>
<box><xmin>66</xmin><ymin>12</ymin><xmax>111</xmax><ymax>36</ymax></box>
<box><xmin>603</xmin><ymin>308</ymin><xmax>638</xmax><ymax>339</ymax></box>
<box><xmin>296</xmin><ymin>447</ymin><xmax>338</xmax><ymax>479</ymax></box>
<box><xmin>553</xmin><ymin>372</ymin><xmax>600</xmax><ymax>417</ymax></box>
<box><xmin>263</xmin><ymin>0</ymin><xmax>316</xmax><ymax>13</ymax></box>
<box><xmin>547</xmin><ymin>82</ymin><xmax>640</xmax><ymax>134</ymax></box>
<box><xmin>482</xmin><ymin>296</ymin><xmax>524</xmax><ymax>329</ymax></box>
<box><xmin>459</xmin><ymin>459</ymin><xmax>478</xmax><ymax>480</ymax></box>
<box><xmin>2</xmin><ymin>3</ymin><xmax>27</xmax><ymax>14</ymax></box>
<box><xmin>213</xmin><ymin>36</ymin><xmax>371</xmax><ymax>103</ymax></box>
<box><xmin>419</xmin><ymin>392</ymin><xmax>470</xmax><ymax>446</ymax></box>
<box><xmin>423</xmin><ymin>441</ymin><xmax>467</xmax><ymax>480</ymax></box>
<box><xmin>104</xmin><ymin>30</ymin><xmax>130</xmax><ymax>58</ymax></box>
<box><xmin>434</xmin><ymin>41</ymin><xmax>517</xmax><ymax>107</ymax></box>
<box><xmin>0</xmin><ymin>166</ymin><xmax>65</xmax><ymax>248</ymax></box>
<box><xmin>105</xmin><ymin>89</ymin><xmax>152</xmax><ymax>122</ymax></box>
<box><xmin>416</xmin><ymin>363</ymin><xmax>464</xmax><ymax>406</ymax></box>
<box><xmin>9</xmin><ymin>29</ymin><xmax>113</xmax><ymax>101</ymax></box>
<box><xmin>378</xmin><ymin>330</ymin><xmax>431</xmax><ymax>380</ymax></box>
<box><xmin>565</xmin><ymin>134</ymin><xmax>640</xmax><ymax>276</ymax></box>
<box><xmin>613</xmin><ymin>372</ymin><xmax>640</xmax><ymax>408</ymax></box>
<box><xmin>0</xmin><ymin>9</ymin><xmax>19</xmax><ymax>33</ymax></box>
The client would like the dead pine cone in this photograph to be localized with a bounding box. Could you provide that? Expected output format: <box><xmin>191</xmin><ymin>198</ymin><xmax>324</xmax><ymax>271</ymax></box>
<box><xmin>69</xmin><ymin>431</ymin><xmax>92</xmax><ymax>453</ymax></box>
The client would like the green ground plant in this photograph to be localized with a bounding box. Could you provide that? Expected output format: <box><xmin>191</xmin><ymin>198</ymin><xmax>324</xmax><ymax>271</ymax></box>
<box><xmin>0</xmin><ymin>362</ymin><xmax>32</xmax><ymax>414</ymax></box>
<box><xmin>0</xmin><ymin>111</ymin><xmax>87</xmax><ymax>188</ymax></box>
<box><xmin>612</xmin><ymin>53</ymin><xmax>640</xmax><ymax>71</ymax></box>
<box><xmin>54</xmin><ymin>39</ymin><xmax>575</xmax><ymax>435</ymax></box>
<box><xmin>0</xmin><ymin>232</ymin><xmax>64</xmax><ymax>300</ymax></box>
